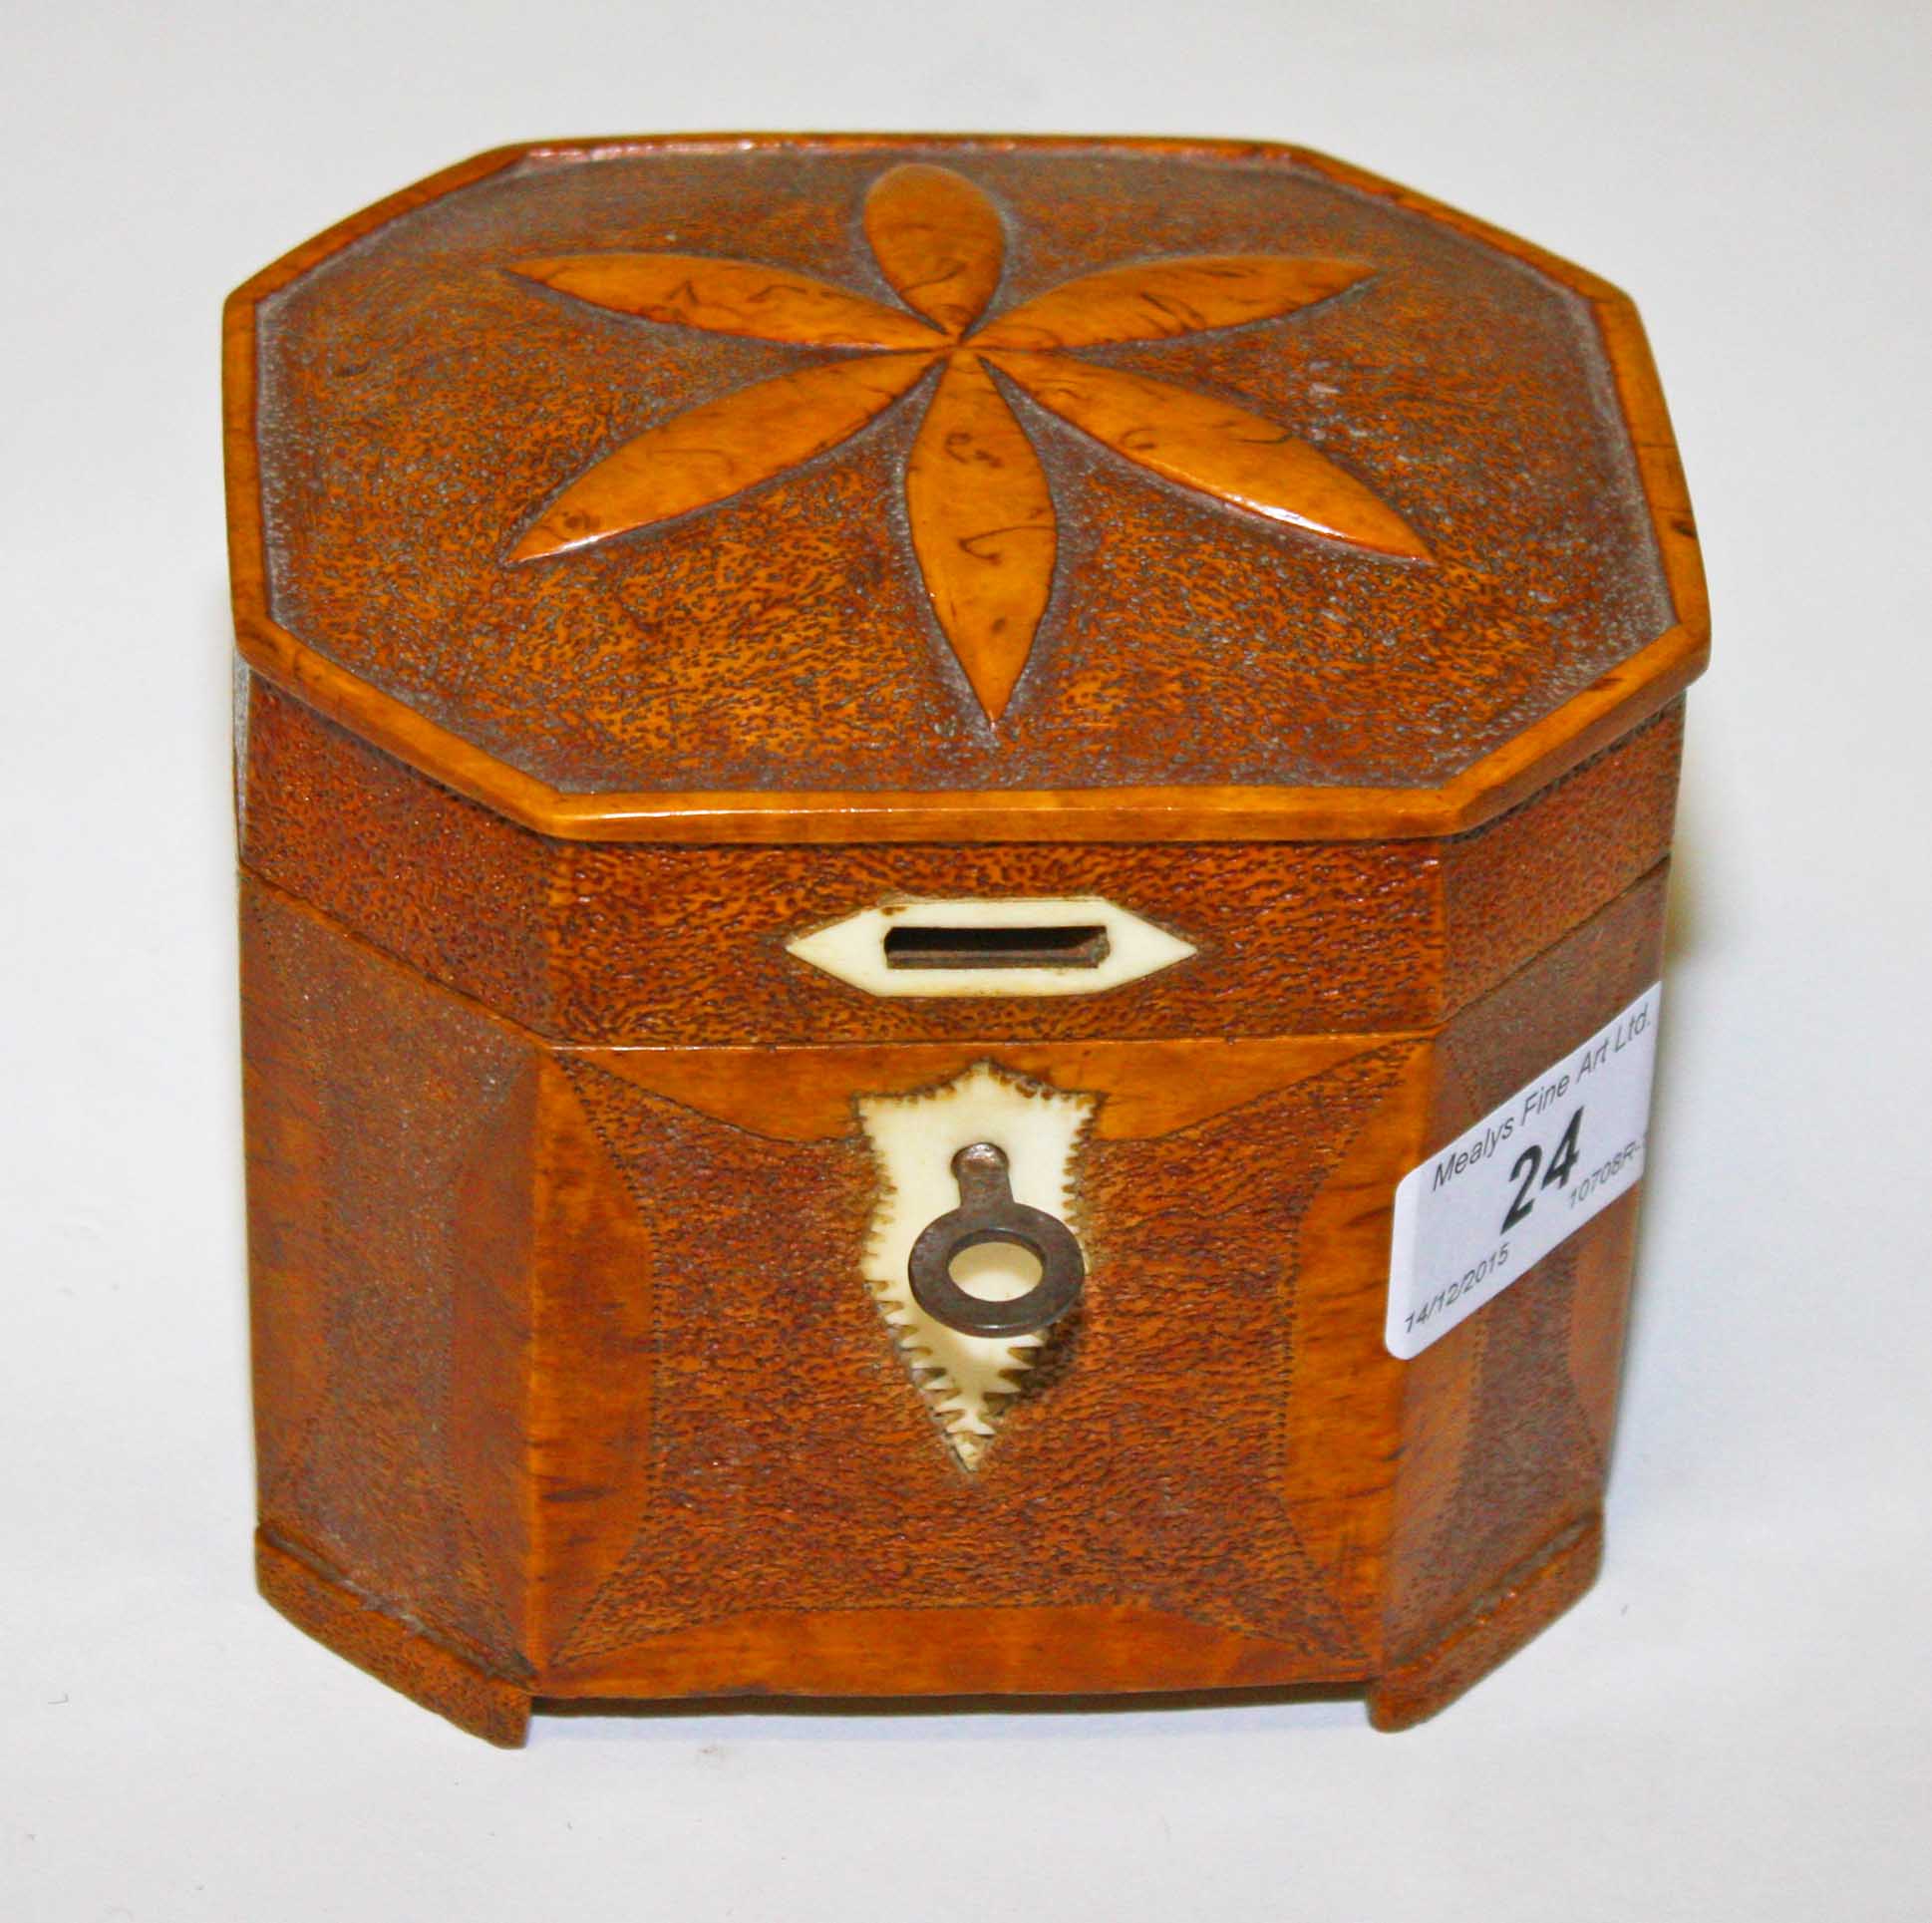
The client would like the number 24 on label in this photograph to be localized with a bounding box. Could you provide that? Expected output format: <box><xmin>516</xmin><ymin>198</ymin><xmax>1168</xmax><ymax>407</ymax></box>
<box><xmin>1501</xmin><ymin>1108</ymin><xmax>1584</xmax><ymax>1232</ymax></box>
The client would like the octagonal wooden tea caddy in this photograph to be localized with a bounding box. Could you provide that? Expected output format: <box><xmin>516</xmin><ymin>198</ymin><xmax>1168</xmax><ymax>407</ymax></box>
<box><xmin>225</xmin><ymin>133</ymin><xmax>1707</xmax><ymax>1745</ymax></box>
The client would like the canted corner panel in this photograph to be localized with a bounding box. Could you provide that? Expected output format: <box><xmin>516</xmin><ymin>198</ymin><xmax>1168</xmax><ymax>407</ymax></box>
<box><xmin>858</xmin><ymin>1062</ymin><xmax>1096</xmax><ymax>1466</ymax></box>
<box><xmin>787</xmin><ymin>896</ymin><xmax>1195</xmax><ymax>999</ymax></box>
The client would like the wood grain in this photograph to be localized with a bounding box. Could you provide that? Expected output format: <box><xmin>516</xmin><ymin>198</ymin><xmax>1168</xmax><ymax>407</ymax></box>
<box><xmin>975</xmin><ymin>254</ymin><xmax>1371</xmax><ymax>350</ymax></box>
<box><xmin>258</xmin><ymin>1531</ymin><xmax>531</xmax><ymax>1746</ymax></box>
<box><xmin>564</xmin><ymin>1034</ymin><xmax>1395</xmax><ymax>1141</ymax></box>
<box><xmin>232</xmin><ymin>605</ymin><xmax>1703</xmax><ymax>843</ymax></box>
<box><xmin>511</xmin><ymin>252</ymin><xmax>942</xmax><ymax>348</ymax></box>
<box><xmin>989</xmin><ymin>350</ymin><xmax>1430</xmax><ymax>557</ymax></box>
<box><xmin>905</xmin><ymin>352</ymin><xmax>1056</xmax><ymax>721</ymax></box>
<box><xmin>510</xmin><ymin>353</ymin><xmax>933</xmax><ymax>562</ymax></box>
<box><xmin>1368</xmin><ymin>1516</ymin><xmax>1604</xmax><ymax>1732</ymax></box>
<box><xmin>863</xmin><ymin>162</ymin><xmax>1007</xmax><ymax>336</ymax></box>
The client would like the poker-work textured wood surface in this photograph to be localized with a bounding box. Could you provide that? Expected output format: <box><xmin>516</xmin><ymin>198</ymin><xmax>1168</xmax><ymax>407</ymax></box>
<box><xmin>241</xmin><ymin>858</ymin><xmax>1671</xmax><ymax>1737</ymax></box>
<box><xmin>230</xmin><ymin>135</ymin><xmax>1707</xmax><ymax>1743</ymax></box>
<box><xmin>237</xmin><ymin>677</ymin><xmax>1684</xmax><ymax>1049</ymax></box>
<box><xmin>225</xmin><ymin>134</ymin><xmax>1706</xmax><ymax>843</ymax></box>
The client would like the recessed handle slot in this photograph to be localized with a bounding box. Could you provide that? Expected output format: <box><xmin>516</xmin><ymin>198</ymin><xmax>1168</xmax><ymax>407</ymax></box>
<box><xmin>883</xmin><ymin>923</ymin><xmax>1111</xmax><ymax>972</ymax></box>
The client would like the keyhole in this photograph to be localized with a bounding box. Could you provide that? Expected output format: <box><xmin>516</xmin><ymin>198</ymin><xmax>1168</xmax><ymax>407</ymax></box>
<box><xmin>948</xmin><ymin>1240</ymin><xmax>1046</xmax><ymax>1302</ymax></box>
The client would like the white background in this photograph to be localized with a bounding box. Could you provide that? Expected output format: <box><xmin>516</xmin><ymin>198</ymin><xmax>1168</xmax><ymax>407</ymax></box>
<box><xmin>4</xmin><ymin>3</ymin><xmax>1928</xmax><ymax>1917</ymax></box>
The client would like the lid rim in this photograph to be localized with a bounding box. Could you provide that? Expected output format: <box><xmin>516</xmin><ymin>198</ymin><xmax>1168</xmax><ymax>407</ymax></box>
<box><xmin>234</xmin><ymin>609</ymin><xmax>1703</xmax><ymax>846</ymax></box>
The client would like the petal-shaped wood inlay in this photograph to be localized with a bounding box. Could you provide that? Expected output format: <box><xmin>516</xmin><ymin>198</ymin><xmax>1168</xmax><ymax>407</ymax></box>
<box><xmin>863</xmin><ymin>164</ymin><xmax>1007</xmax><ymax>339</ymax></box>
<box><xmin>511</xmin><ymin>253</ymin><xmax>943</xmax><ymax>349</ymax></box>
<box><xmin>511</xmin><ymin>352</ymin><xmax>936</xmax><ymax>562</ymax></box>
<box><xmin>905</xmin><ymin>353</ymin><xmax>1057</xmax><ymax>722</ymax></box>
<box><xmin>986</xmin><ymin>351</ymin><xmax>1430</xmax><ymax>560</ymax></box>
<box><xmin>974</xmin><ymin>255</ymin><xmax>1371</xmax><ymax>350</ymax></box>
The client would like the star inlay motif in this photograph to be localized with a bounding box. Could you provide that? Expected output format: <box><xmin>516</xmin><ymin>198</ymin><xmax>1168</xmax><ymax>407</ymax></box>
<box><xmin>509</xmin><ymin>162</ymin><xmax>1430</xmax><ymax>723</ymax></box>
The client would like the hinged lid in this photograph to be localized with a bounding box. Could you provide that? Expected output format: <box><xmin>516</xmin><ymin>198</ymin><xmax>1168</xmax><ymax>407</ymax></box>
<box><xmin>225</xmin><ymin>135</ymin><xmax>1706</xmax><ymax>843</ymax></box>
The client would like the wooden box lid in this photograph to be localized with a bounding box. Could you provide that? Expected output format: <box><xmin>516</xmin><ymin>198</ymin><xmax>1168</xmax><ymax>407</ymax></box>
<box><xmin>225</xmin><ymin>135</ymin><xmax>1706</xmax><ymax>846</ymax></box>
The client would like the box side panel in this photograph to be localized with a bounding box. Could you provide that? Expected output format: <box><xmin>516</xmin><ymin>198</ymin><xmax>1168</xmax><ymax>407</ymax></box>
<box><xmin>239</xmin><ymin>671</ymin><xmax>1682</xmax><ymax>1050</ymax></box>
<box><xmin>551</xmin><ymin>702</ymin><xmax>1680</xmax><ymax>1049</ymax></box>
<box><xmin>521</xmin><ymin>1033</ymin><xmax>1424</xmax><ymax>1698</ymax></box>
<box><xmin>238</xmin><ymin>672</ymin><xmax>557</xmax><ymax>1029</ymax></box>
<box><xmin>242</xmin><ymin>874</ymin><xmax>537</xmax><ymax>1677</ymax></box>
<box><xmin>1441</xmin><ymin>700</ymin><xmax>1681</xmax><ymax>1007</ymax></box>
<box><xmin>1384</xmin><ymin>864</ymin><xmax>1668</xmax><ymax>1666</ymax></box>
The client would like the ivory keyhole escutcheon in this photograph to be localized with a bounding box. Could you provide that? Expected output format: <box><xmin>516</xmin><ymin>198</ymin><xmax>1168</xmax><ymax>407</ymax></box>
<box><xmin>856</xmin><ymin>1064</ymin><xmax>1096</xmax><ymax>1467</ymax></box>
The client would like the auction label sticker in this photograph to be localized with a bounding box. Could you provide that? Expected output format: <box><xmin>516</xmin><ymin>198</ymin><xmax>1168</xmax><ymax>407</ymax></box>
<box><xmin>1386</xmin><ymin>982</ymin><xmax>1662</xmax><ymax>1360</ymax></box>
